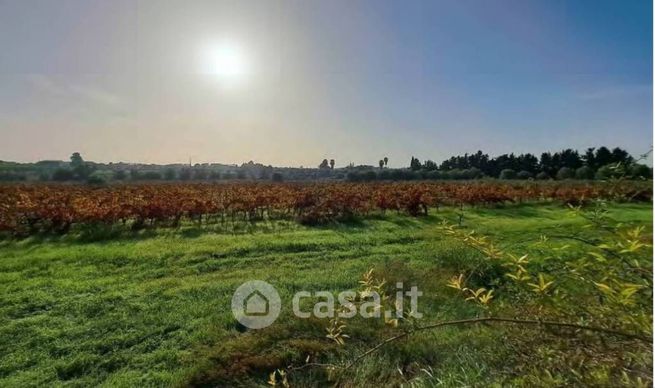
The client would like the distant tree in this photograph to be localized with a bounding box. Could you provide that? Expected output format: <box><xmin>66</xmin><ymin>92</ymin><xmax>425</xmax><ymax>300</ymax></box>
<box><xmin>114</xmin><ymin>170</ymin><xmax>127</xmax><ymax>180</ymax></box>
<box><xmin>495</xmin><ymin>154</ymin><xmax>519</xmax><ymax>176</ymax></box>
<box><xmin>179</xmin><ymin>169</ymin><xmax>192</xmax><ymax>181</ymax></box>
<box><xmin>383</xmin><ymin>157</ymin><xmax>388</xmax><ymax>167</ymax></box>
<box><xmin>193</xmin><ymin>169</ymin><xmax>208</xmax><ymax>180</ymax></box>
<box><xmin>431</xmin><ymin>146</ymin><xmax>634</xmax><ymax>180</ymax></box>
<box><xmin>410</xmin><ymin>156</ymin><xmax>422</xmax><ymax>171</ymax></box>
<box><xmin>439</xmin><ymin>150</ymin><xmax>492</xmax><ymax>176</ymax></box>
<box><xmin>583</xmin><ymin>147</ymin><xmax>597</xmax><ymax>169</ymax></box>
<box><xmin>539</xmin><ymin>152</ymin><xmax>555</xmax><ymax>176</ymax></box>
<box><xmin>379</xmin><ymin>160</ymin><xmax>384</xmax><ymax>169</ymax></box>
<box><xmin>70</xmin><ymin>152</ymin><xmax>84</xmax><ymax>168</ymax></box>
<box><xmin>70</xmin><ymin>152</ymin><xmax>92</xmax><ymax>179</ymax></box>
<box><xmin>346</xmin><ymin>171</ymin><xmax>361</xmax><ymax>182</ymax></box>
<box><xmin>259</xmin><ymin>166</ymin><xmax>273</xmax><ymax>180</ymax></box>
<box><xmin>517</xmin><ymin>154</ymin><xmax>539</xmax><ymax>174</ymax></box>
<box><xmin>423</xmin><ymin>160</ymin><xmax>438</xmax><ymax>171</ymax></box>
<box><xmin>0</xmin><ymin>172</ymin><xmax>27</xmax><ymax>182</ymax></box>
<box><xmin>575</xmin><ymin>166</ymin><xmax>595</xmax><ymax>180</ymax></box>
<box><xmin>560</xmin><ymin>149</ymin><xmax>582</xmax><ymax>169</ymax></box>
<box><xmin>129</xmin><ymin>169</ymin><xmax>141</xmax><ymax>180</ymax></box>
<box><xmin>611</xmin><ymin>147</ymin><xmax>633</xmax><ymax>166</ymax></box>
<box><xmin>329</xmin><ymin>159</ymin><xmax>335</xmax><ymax>169</ymax></box>
<box><xmin>319</xmin><ymin>159</ymin><xmax>330</xmax><ymax>169</ymax></box>
<box><xmin>378</xmin><ymin>169</ymin><xmax>392</xmax><ymax>180</ymax></box>
<box><xmin>142</xmin><ymin>171</ymin><xmax>162</xmax><ymax>180</ymax></box>
<box><xmin>556</xmin><ymin>167</ymin><xmax>575</xmax><ymax>180</ymax></box>
<box><xmin>272</xmin><ymin>172</ymin><xmax>284</xmax><ymax>182</ymax></box>
<box><xmin>472</xmin><ymin>150</ymin><xmax>490</xmax><ymax>175</ymax></box>
<box><xmin>595</xmin><ymin>147</ymin><xmax>613</xmax><ymax>167</ymax></box>
<box><xmin>499</xmin><ymin>169</ymin><xmax>517</xmax><ymax>180</ymax></box>
<box><xmin>164</xmin><ymin>168</ymin><xmax>176</xmax><ymax>180</ymax></box>
<box><xmin>363</xmin><ymin>171</ymin><xmax>377</xmax><ymax>181</ymax></box>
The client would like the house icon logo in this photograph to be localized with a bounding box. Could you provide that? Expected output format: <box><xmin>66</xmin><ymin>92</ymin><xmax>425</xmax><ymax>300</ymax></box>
<box><xmin>231</xmin><ymin>280</ymin><xmax>281</xmax><ymax>329</ymax></box>
<box><xmin>244</xmin><ymin>290</ymin><xmax>269</xmax><ymax>316</ymax></box>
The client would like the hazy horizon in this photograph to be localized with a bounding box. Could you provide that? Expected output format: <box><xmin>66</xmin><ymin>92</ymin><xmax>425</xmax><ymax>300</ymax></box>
<box><xmin>1</xmin><ymin>0</ymin><xmax>652</xmax><ymax>167</ymax></box>
<box><xmin>1</xmin><ymin>144</ymin><xmax>651</xmax><ymax>170</ymax></box>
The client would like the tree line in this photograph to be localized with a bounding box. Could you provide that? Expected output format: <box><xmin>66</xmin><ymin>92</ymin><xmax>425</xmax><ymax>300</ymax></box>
<box><xmin>0</xmin><ymin>147</ymin><xmax>651</xmax><ymax>183</ymax></box>
<box><xmin>409</xmin><ymin>146</ymin><xmax>650</xmax><ymax>180</ymax></box>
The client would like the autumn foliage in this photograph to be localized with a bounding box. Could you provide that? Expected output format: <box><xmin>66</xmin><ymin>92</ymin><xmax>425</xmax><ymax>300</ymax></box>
<box><xmin>0</xmin><ymin>181</ymin><xmax>650</xmax><ymax>236</ymax></box>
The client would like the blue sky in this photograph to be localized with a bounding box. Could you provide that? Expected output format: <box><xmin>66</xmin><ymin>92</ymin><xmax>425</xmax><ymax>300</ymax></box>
<box><xmin>0</xmin><ymin>0</ymin><xmax>651</xmax><ymax>166</ymax></box>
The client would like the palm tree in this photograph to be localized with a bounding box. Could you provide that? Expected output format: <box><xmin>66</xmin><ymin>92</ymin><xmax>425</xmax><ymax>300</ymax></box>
<box><xmin>383</xmin><ymin>157</ymin><xmax>388</xmax><ymax>167</ymax></box>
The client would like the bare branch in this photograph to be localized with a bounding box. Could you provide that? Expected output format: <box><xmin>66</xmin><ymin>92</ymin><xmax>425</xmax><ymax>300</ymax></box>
<box><xmin>343</xmin><ymin>316</ymin><xmax>650</xmax><ymax>371</ymax></box>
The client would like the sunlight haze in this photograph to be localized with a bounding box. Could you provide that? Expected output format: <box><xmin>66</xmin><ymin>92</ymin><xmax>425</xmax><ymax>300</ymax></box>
<box><xmin>0</xmin><ymin>0</ymin><xmax>651</xmax><ymax>167</ymax></box>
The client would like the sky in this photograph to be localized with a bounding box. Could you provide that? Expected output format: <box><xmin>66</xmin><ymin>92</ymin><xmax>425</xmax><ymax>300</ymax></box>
<box><xmin>0</xmin><ymin>0</ymin><xmax>652</xmax><ymax>167</ymax></box>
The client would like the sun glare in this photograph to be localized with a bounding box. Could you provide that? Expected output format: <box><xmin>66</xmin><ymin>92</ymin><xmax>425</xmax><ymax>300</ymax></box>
<box><xmin>200</xmin><ymin>41</ymin><xmax>249</xmax><ymax>81</ymax></box>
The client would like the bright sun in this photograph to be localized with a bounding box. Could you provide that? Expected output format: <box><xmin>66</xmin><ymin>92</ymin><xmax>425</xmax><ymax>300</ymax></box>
<box><xmin>200</xmin><ymin>42</ymin><xmax>249</xmax><ymax>80</ymax></box>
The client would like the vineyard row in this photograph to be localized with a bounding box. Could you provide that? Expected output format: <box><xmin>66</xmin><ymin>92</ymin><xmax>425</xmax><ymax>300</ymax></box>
<box><xmin>0</xmin><ymin>181</ymin><xmax>650</xmax><ymax>235</ymax></box>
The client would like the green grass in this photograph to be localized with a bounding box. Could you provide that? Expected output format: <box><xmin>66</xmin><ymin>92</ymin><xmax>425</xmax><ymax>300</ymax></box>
<box><xmin>0</xmin><ymin>203</ymin><xmax>651</xmax><ymax>386</ymax></box>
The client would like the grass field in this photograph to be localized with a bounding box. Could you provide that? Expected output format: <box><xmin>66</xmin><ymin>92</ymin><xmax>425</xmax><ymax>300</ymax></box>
<box><xmin>0</xmin><ymin>202</ymin><xmax>651</xmax><ymax>387</ymax></box>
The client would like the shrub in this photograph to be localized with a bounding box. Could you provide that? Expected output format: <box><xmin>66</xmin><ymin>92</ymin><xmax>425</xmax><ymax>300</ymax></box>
<box><xmin>141</xmin><ymin>171</ymin><xmax>162</xmax><ymax>180</ymax></box>
<box><xmin>347</xmin><ymin>170</ymin><xmax>378</xmax><ymax>181</ymax></box>
<box><xmin>517</xmin><ymin>170</ymin><xmax>533</xmax><ymax>180</ymax></box>
<box><xmin>424</xmin><ymin>170</ymin><xmax>441</xmax><ymax>180</ymax></box>
<box><xmin>52</xmin><ymin>168</ymin><xmax>75</xmax><ymax>181</ymax></box>
<box><xmin>378</xmin><ymin>170</ymin><xmax>392</xmax><ymax>180</ymax></box>
<box><xmin>193</xmin><ymin>169</ymin><xmax>208</xmax><ymax>180</ymax></box>
<box><xmin>575</xmin><ymin>166</ymin><xmax>595</xmax><ymax>180</ymax></box>
<box><xmin>443</xmin><ymin>169</ymin><xmax>462</xmax><ymax>180</ymax></box>
<box><xmin>464</xmin><ymin>167</ymin><xmax>482</xmax><ymax>179</ymax></box>
<box><xmin>499</xmin><ymin>169</ymin><xmax>517</xmax><ymax>180</ymax></box>
<box><xmin>346</xmin><ymin>171</ymin><xmax>362</xmax><ymax>182</ymax></box>
<box><xmin>114</xmin><ymin>170</ymin><xmax>127</xmax><ymax>180</ymax></box>
<box><xmin>362</xmin><ymin>171</ymin><xmax>377</xmax><ymax>181</ymax></box>
<box><xmin>629</xmin><ymin>164</ymin><xmax>652</xmax><ymax>179</ymax></box>
<box><xmin>179</xmin><ymin>169</ymin><xmax>192</xmax><ymax>180</ymax></box>
<box><xmin>442</xmin><ymin>168</ymin><xmax>480</xmax><ymax>180</ymax></box>
<box><xmin>556</xmin><ymin>167</ymin><xmax>575</xmax><ymax>180</ymax></box>
<box><xmin>164</xmin><ymin>168</ymin><xmax>176</xmax><ymax>180</ymax></box>
<box><xmin>595</xmin><ymin>165</ymin><xmax>617</xmax><ymax>180</ymax></box>
<box><xmin>535</xmin><ymin>171</ymin><xmax>550</xmax><ymax>180</ymax></box>
<box><xmin>86</xmin><ymin>170</ymin><xmax>113</xmax><ymax>185</ymax></box>
<box><xmin>0</xmin><ymin>172</ymin><xmax>27</xmax><ymax>181</ymax></box>
<box><xmin>86</xmin><ymin>175</ymin><xmax>106</xmax><ymax>185</ymax></box>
